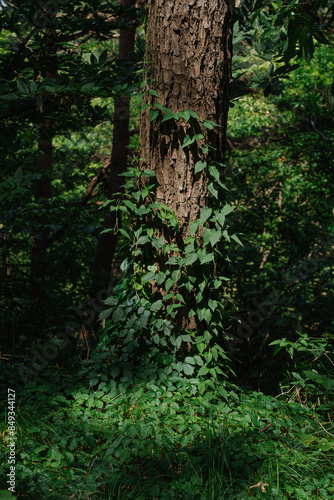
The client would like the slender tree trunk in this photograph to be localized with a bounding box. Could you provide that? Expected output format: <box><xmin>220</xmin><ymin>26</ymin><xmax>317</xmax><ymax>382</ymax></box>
<box><xmin>141</xmin><ymin>0</ymin><xmax>234</xmax><ymax>225</ymax></box>
<box><xmin>30</xmin><ymin>29</ymin><xmax>57</xmax><ymax>333</ymax></box>
<box><xmin>77</xmin><ymin>0</ymin><xmax>136</xmax><ymax>348</ymax></box>
<box><xmin>92</xmin><ymin>0</ymin><xmax>136</xmax><ymax>296</ymax></box>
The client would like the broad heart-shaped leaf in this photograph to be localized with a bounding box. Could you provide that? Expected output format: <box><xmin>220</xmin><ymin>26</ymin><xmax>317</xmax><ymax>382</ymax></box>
<box><xmin>184</xmin><ymin>252</ymin><xmax>198</xmax><ymax>266</ymax></box>
<box><xmin>198</xmin><ymin>308</ymin><xmax>212</xmax><ymax>324</ymax></box>
<box><xmin>149</xmin><ymin>109</ymin><xmax>159</xmax><ymax>122</ymax></box>
<box><xmin>194</xmin><ymin>160</ymin><xmax>207</xmax><ymax>174</ymax></box>
<box><xmin>166</xmin><ymin>256</ymin><xmax>179</xmax><ymax>265</ymax></box>
<box><xmin>216</xmin><ymin>213</ymin><xmax>225</xmax><ymax>228</ymax></box>
<box><xmin>198</xmin><ymin>250</ymin><xmax>214</xmax><ymax>265</ymax></box>
<box><xmin>152</xmin><ymin>237</ymin><xmax>164</xmax><ymax>250</ymax></box>
<box><xmin>161</xmin><ymin>111</ymin><xmax>174</xmax><ymax>122</ymax></box>
<box><xmin>180</xmin><ymin>109</ymin><xmax>191</xmax><ymax>122</ymax></box>
<box><xmin>189</xmin><ymin>221</ymin><xmax>198</xmax><ymax>236</ymax></box>
<box><xmin>165</xmin><ymin>278</ymin><xmax>175</xmax><ymax>293</ymax></box>
<box><xmin>155</xmin><ymin>102</ymin><xmax>169</xmax><ymax>113</ymax></box>
<box><xmin>182</xmin><ymin>135</ymin><xmax>196</xmax><ymax>148</ymax></box>
<box><xmin>136</xmin><ymin>235</ymin><xmax>150</xmax><ymax>245</ymax></box>
<box><xmin>208</xmin><ymin>182</ymin><xmax>219</xmax><ymax>199</ymax></box>
<box><xmin>199</xmin><ymin>206</ymin><xmax>212</xmax><ymax>225</ymax></box>
<box><xmin>198</xmin><ymin>365</ymin><xmax>209</xmax><ymax>376</ymax></box>
<box><xmin>151</xmin><ymin>300</ymin><xmax>163</xmax><ymax>311</ymax></box>
<box><xmin>142</xmin><ymin>271</ymin><xmax>156</xmax><ymax>282</ymax></box>
<box><xmin>221</xmin><ymin>203</ymin><xmax>235</xmax><ymax>216</ymax></box>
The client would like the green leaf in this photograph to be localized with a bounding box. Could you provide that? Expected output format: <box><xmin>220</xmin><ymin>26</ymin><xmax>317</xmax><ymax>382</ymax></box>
<box><xmin>17</xmin><ymin>80</ymin><xmax>29</xmax><ymax>94</ymax></box>
<box><xmin>155</xmin><ymin>102</ymin><xmax>169</xmax><ymax>113</ymax></box>
<box><xmin>166</xmin><ymin>256</ymin><xmax>179</xmax><ymax>265</ymax></box>
<box><xmin>231</xmin><ymin>233</ymin><xmax>243</xmax><ymax>246</ymax></box>
<box><xmin>188</xmin><ymin>110</ymin><xmax>200</xmax><ymax>120</ymax></box>
<box><xmin>152</xmin><ymin>237</ymin><xmax>164</xmax><ymax>250</ymax></box>
<box><xmin>182</xmin><ymin>135</ymin><xmax>196</xmax><ymax>148</ymax></box>
<box><xmin>198</xmin><ymin>250</ymin><xmax>214</xmax><ymax>265</ymax></box>
<box><xmin>198</xmin><ymin>308</ymin><xmax>212</xmax><ymax>324</ymax></box>
<box><xmin>180</xmin><ymin>109</ymin><xmax>191</xmax><ymax>122</ymax></box>
<box><xmin>99</xmin><ymin>308</ymin><xmax>113</xmax><ymax>320</ymax></box>
<box><xmin>198</xmin><ymin>366</ymin><xmax>209</xmax><ymax>376</ymax></box>
<box><xmin>142</xmin><ymin>271</ymin><xmax>156</xmax><ymax>282</ymax></box>
<box><xmin>184</xmin><ymin>253</ymin><xmax>198</xmax><ymax>266</ymax></box>
<box><xmin>194</xmin><ymin>161</ymin><xmax>207</xmax><ymax>174</ymax></box>
<box><xmin>216</xmin><ymin>213</ymin><xmax>225</xmax><ymax>228</ymax></box>
<box><xmin>151</xmin><ymin>300</ymin><xmax>163</xmax><ymax>311</ymax></box>
<box><xmin>161</xmin><ymin>111</ymin><xmax>175</xmax><ymax>122</ymax></box>
<box><xmin>148</xmin><ymin>89</ymin><xmax>159</xmax><ymax>97</ymax></box>
<box><xmin>221</xmin><ymin>203</ymin><xmax>235</xmax><ymax>216</ymax></box>
<box><xmin>208</xmin><ymin>182</ymin><xmax>219</xmax><ymax>199</ymax></box>
<box><xmin>200</xmin><ymin>207</ymin><xmax>212</xmax><ymax>225</ymax></box>
<box><xmin>143</xmin><ymin>169</ymin><xmax>156</xmax><ymax>177</ymax></box>
<box><xmin>202</xmin><ymin>119</ymin><xmax>219</xmax><ymax>129</ymax></box>
<box><xmin>136</xmin><ymin>235</ymin><xmax>150</xmax><ymax>245</ymax></box>
<box><xmin>189</xmin><ymin>221</ymin><xmax>199</xmax><ymax>236</ymax></box>
<box><xmin>165</xmin><ymin>278</ymin><xmax>175</xmax><ymax>293</ymax></box>
<box><xmin>208</xmin><ymin>164</ymin><xmax>220</xmax><ymax>182</ymax></box>
<box><xmin>149</xmin><ymin>109</ymin><xmax>159</xmax><ymax>122</ymax></box>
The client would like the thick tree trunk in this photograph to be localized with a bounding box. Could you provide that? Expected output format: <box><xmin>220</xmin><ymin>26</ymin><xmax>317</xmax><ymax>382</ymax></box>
<box><xmin>141</xmin><ymin>0</ymin><xmax>234</xmax><ymax>226</ymax></box>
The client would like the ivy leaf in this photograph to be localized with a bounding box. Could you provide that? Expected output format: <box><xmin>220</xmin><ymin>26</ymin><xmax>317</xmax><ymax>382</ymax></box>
<box><xmin>152</xmin><ymin>237</ymin><xmax>164</xmax><ymax>250</ymax></box>
<box><xmin>194</xmin><ymin>161</ymin><xmax>207</xmax><ymax>174</ymax></box>
<box><xmin>231</xmin><ymin>233</ymin><xmax>243</xmax><ymax>246</ymax></box>
<box><xmin>221</xmin><ymin>203</ymin><xmax>235</xmax><ymax>216</ymax></box>
<box><xmin>165</xmin><ymin>278</ymin><xmax>175</xmax><ymax>293</ymax></box>
<box><xmin>189</xmin><ymin>221</ymin><xmax>199</xmax><ymax>236</ymax></box>
<box><xmin>198</xmin><ymin>308</ymin><xmax>212</xmax><ymax>324</ymax></box>
<box><xmin>208</xmin><ymin>182</ymin><xmax>219</xmax><ymax>199</ymax></box>
<box><xmin>136</xmin><ymin>235</ymin><xmax>150</xmax><ymax>245</ymax></box>
<box><xmin>166</xmin><ymin>256</ymin><xmax>179</xmax><ymax>265</ymax></box>
<box><xmin>198</xmin><ymin>366</ymin><xmax>209</xmax><ymax>376</ymax></box>
<box><xmin>180</xmin><ymin>109</ymin><xmax>191</xmax><ymax>122</ymax></box>
<box><xmin>142</xmin><ymin>271</ymin><xmax>156</xmax><ymax>282</ymax></box>
<box><xmin>184</xmin><ymin>253</ymin><xmax>198</xmax><ymax>266</ymax></box>
<box><xmin>199</xmin><ymin>207</ymin><xmax>212</xmax><ymax>225</ymax></box>
<box><xmin>182</xmin><ymin>135</ymin><xmax>196</xmax><ymax>148</ymax></box>
<box><xmin>151</xmin><ymin>300</ymin><xmax>163</xmax><ymax>311</ymax></box>
<box><xmin>161</xmin><ymin>111</ymin><xmax>175</xmax><ymax>122</ymax></box>
<box><xmin>155</xmin><ymin>102</ymin><xmax>169</xmax><ymax>113</ymax></box>
<box><xmin>149</xmin><ymin>109</ymin><xmax>159</xmax><ymax>122</ymax></box>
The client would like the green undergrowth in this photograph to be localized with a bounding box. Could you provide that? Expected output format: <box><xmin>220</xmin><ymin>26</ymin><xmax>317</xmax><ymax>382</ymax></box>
<box><xmin>1</xmin><ymin>368</ymin><xmax>333</xmax><ymax>499</ymax></box>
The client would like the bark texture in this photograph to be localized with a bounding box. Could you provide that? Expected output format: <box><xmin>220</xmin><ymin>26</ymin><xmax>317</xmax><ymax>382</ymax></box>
<box><xmin>141</xmin><ymin>0</ymin><xmax>234</xmax><ymax>225</ymax></box>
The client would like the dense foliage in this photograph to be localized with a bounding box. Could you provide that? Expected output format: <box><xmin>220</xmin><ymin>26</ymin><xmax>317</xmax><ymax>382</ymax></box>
<box><xmin>0</xmin><ymin>0</ymin><xmax>334</xmax><ymax>498</ymax></box>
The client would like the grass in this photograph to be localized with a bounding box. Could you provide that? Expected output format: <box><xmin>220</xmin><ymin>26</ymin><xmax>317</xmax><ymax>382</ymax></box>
<box><xmin>1</xmin><ymin>367</ymin><xmax>333</xmax><ymax>499</ymax></box>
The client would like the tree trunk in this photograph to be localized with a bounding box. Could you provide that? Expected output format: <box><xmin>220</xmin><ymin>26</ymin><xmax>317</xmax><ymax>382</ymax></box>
<box><xmin>140</xmin><ymin>0</ymin><xmax>234</xmax><ymax>330</ymax></box>
<box><xmin>140</xmin><ymin>0</ymin><xmax>234</xmax><ymax>226</ymax></box>
<box><xmin>80</xmin><ymin>0</ymin><xmax>136</xmax><ymax>347</ymax></box>
<box><xmin>92</xmin><ymin>0</ymin><xmax>136</xmax><ymax>296</ymax></box>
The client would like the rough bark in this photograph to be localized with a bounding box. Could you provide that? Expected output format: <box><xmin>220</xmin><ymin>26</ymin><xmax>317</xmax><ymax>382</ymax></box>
<box><xmin>141</xmin><ymin>0</ymin><xmax>234</xmax><ymax>226</ymax></box>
